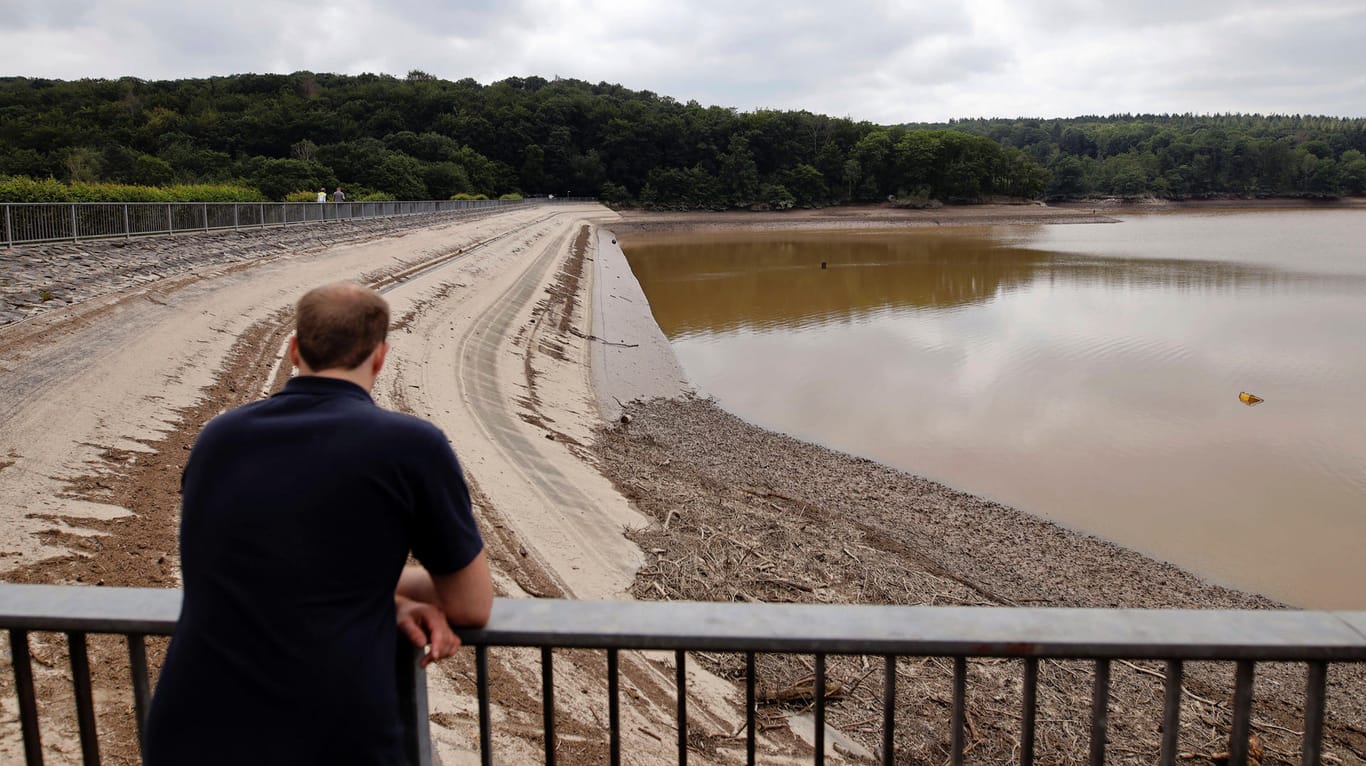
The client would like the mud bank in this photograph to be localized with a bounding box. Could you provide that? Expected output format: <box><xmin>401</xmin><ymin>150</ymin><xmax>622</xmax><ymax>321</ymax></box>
<box><xmin>588</xmin><ymin>213</ymin><xmax>1366</xmax><ymax>764</ymax></box>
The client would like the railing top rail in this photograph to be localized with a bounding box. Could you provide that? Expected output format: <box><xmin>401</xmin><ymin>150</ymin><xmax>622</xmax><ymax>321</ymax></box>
<box><xmin>457</xmin><ymin>599</ymin><xmax>1366</xmax><ymax>661</ymax></box>
<box><xmin>3</xmin><ymin>584</ymin><xmax>1365</xmax><ymax>661</ymax></box>
<box><xmin>0</xmin><ymin>583</ymin><xmax>179</xmax><ymax>634</ymax></box>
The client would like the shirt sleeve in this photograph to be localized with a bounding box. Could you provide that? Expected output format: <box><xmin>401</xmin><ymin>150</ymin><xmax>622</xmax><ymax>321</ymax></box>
<box><xmin>408</xmin><ymin>425</ymin><xmax>484</xmax><ymax>575</ymax></box>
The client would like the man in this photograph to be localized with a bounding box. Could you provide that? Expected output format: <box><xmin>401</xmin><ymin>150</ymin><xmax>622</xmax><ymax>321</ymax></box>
<box><xmin>316</xmin><ymin>188</ymin><xmax>328</xmax><ymax>203</ymax></box>
<box><xmin>145</xmin><ymin>282</ymin><xmax>492</xmax><ymax>765</ymax></box>
<box><xmin>334</xmin><ymin>186</ymin><xmax>347</xmax><ymax>202</ymax></box>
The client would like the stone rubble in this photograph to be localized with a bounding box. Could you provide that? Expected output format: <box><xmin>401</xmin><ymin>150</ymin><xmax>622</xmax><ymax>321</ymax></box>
<box><xmin>0</xmin><ymin>208</ymin><xmax>514</xmax><ymax>327</ymax></box>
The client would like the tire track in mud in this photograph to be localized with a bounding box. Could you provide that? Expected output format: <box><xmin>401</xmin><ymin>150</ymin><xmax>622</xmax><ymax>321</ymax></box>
<box><xmin>437</xmin><ymin>223</ymin><xmax>746</xmax><ymax>763</ymax></box>
<box><xmin>450</xmin><ymin>224</ymin><xmax>646</xmax><ymax>601</ymax></box>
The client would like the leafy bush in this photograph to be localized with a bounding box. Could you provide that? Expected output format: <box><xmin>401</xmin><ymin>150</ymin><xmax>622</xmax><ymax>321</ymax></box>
<box><xmin>451</xmin><ymin>192</ymin><xmax>489</xmax><ymax>200</ymax></box>
<box><xmin>357</xmin><ymin>192</ymin><xmax>395</xmax><ymax>201</ymax></box>
<box><xmin>889</xmin><ymin>186</ymin><xmax>941</xmax><ymax>209</ymax></box>
<box><xmin>754</xmin><ymin>183</ymin><xmax>795</xmax><ymax>211</ymax></box>
<box><xmin>498</xmin><ymin>192</ymin><xmax>522</xmax><ymax>201</ymax></box>
<box><xmin>0</xmin><ymin>176</ymin><xmax>267</xmax><ymax>203</ymax></box>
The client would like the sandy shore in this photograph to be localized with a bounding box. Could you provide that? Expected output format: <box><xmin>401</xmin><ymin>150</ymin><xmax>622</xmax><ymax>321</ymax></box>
<box><xmin>0</xmin><ymin>202</ymin><xmax>1361</xmax><ymax>764</ymax></box>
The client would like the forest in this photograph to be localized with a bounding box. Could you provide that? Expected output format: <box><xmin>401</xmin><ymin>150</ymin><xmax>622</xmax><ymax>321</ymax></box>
<box><xmin>1</xmin><ymin>72</ymin><xmax>1363</xmax><ymax>206</ymax></box>
<box><xmin>935</xmin><ymin>114</ymin><xmax>1366</xmax><ymax>199</ymax></box>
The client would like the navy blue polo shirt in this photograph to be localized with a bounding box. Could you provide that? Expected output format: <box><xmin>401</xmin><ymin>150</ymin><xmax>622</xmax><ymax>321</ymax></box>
<box><xmin>145</xmin><ymin>376</ymin><xmax>483</xmax><ymax>765</ymax></box>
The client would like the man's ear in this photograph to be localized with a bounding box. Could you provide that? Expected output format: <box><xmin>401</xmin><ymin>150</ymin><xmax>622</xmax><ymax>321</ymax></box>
<box><xmin>371</xmin><ymin>341</ymin><xmax>389</xmax><ymax>377</ymax></box>
<box><xmin>287</xmin><ymin>336</ymin><xmax>302</xmax><ymax>369</ymax></box>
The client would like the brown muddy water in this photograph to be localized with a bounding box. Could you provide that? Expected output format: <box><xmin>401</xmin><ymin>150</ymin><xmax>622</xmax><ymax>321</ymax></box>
<box><xmin>621</xmin><ymin>210</ymin><xmax>1366</xmax><ymax>609</ymax></box>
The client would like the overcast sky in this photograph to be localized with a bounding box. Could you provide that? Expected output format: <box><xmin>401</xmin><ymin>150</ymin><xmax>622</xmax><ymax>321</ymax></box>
<box><xmin>3</xmin><ymin>0</ymin><xmax>1364</xmax><ymax>123</ymax></box>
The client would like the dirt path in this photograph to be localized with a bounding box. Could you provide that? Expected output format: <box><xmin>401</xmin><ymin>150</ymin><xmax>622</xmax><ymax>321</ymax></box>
<box><xmin>0</xmin><ymin>202</ymin><xmax>768</xmax><ymax>766</ymax></box>
<box><xmin>0</xmin><ymin>204</ymin><xmax>708</xmax><ymax>765</ymax></box>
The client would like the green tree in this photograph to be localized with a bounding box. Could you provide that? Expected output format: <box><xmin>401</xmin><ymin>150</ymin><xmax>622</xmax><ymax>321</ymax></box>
<box><xmin>784</xmin><ymin>164</ymin><xmax>828</xmax><ymax>207</ymax></box>
<box><xmin>132</xmin><ymin>154</ymin><xmax>175</xmax><ymax>186</ymax></box>
<box><xmin>717</xmin><ymin>135</ymin><xmax>760</xmax><ymax>206</ymax></box>
<box><xmin>1340</xmin><ymin>149</ymin><xmax>1366</xmax><ymax>194</ymax></box>
<box><xmin>249</xmin><ymin>158</ymin><xmax>334</xmax><ymax>200</ymax></box>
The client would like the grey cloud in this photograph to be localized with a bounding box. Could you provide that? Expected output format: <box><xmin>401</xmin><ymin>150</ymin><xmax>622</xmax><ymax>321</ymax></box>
<box><xmin>5</xmin><ymin>0</ymin><xmax>100</xmax><ymax>29</ymax></box>
<box><xmin>0</xmin><ymin>0</ymin><xmax>1363</xmax><ymax>121</ymax></box>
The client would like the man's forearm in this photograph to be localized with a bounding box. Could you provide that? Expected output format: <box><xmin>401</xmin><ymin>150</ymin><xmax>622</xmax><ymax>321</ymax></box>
<box><xmin>396</xmin><ymin>552</ymin><xmax>494</xmax><ymax>627</ymax></box>
<box><xmin>396</xmin><ymin>565</ymin><xmax>439</xmax><ymax>604</ymax></box>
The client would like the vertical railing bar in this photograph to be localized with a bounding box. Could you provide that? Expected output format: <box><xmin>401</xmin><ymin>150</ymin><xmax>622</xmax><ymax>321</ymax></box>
<box><xmin>4</xmin><ymin>204</ymin><xmax>13</xmax><ymax>248</ymax></box>
<box><xmin>608</xmin><ymin>649</ymin><xmax>621</xmax><ymax>766</ymax></box>
<box><xmin>10</xmin><ymin>629</ymin><xmax>44</xmax><ymax>766</ymax></box>
<box><xmin>476</xmin><ymin>645</ymin><xmax>492</xmax><ymax>766</ymax></box>
<box><xmin>677</xmin><ymin>649</ymin><xmax>688</xmax><ymax>766</ymax></box>
<box><xmin>746</xmin><ymin>652</ymin><xmax>756</xmax><ymax>766</ymax></box>
<box><xmin>1089</xmin><ymin>659</ymin><xmax>1111</xmax><ymax>766</ymax></box>
<box><xmin>126</xmin><ymin>634</ymin><xmax>151</xmax><ymax>748</ymax></box>
<box><xmin>1160</xmin><ymin>660</ymin><xmax>1183</xmax><ymax>766</ymax></box>
<box><xmin>122</xmin><ymin>204</ymin><xmax>130</xmax><ymax>240</ymax></box>
<box><xmin>1228</xmin><ymin>660</ymin><xmax>1255</xmax><ymax>766</ymax></box>
<box><xmin>951</xmin><ymin>657</ymin><xmax>967</xmax><ymax>766</ymax></box>
<box><xmin>541</xmin><ymin>646</ymin><xmax>556</xmax><ymax>766</ymax></box>
<box><xmin>882</xmin><ymin>655</ymin><xmax>895</xmax><ymax>766</ymax></box>
<box><xmin>405</xmin><ymin>645</ymin><xmax>433</xmax><ymax>766</ymax></box>
<box><xmin>66</xmin><ymin>631</ymin><xmax>101</xmax><ymax>766</ymax></box>
<box><xmin>71</xmin><ymin>204</ymin><xmax>78</xmax><ymax>242</ymax></box>
<box><xmin>814</xmin><ymin>653</ymin><xmax>826</xmax><ymax>766</ymax></box>
<box><xmin>166</xmin><ymin>203</ymin><xmax>172</xmax><ymax>234</ymax></box>
<box><xmin>1021</xmin><ymin>658</ymin><xmax>1038</xmax><ymax>766</ymax></box>
<box><xmin>1302</xmin><ymin>661</ymin><xmax>1327</xmax><ymax>766</ymax></box>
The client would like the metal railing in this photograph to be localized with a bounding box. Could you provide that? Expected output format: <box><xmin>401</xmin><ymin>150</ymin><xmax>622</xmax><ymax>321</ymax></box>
<box><xmin>2</xmin><ymin>583</ymin><xmax>1363</xmax><ymax>766</ymax></box>
<box><xmin>0</xmin><ymin>584</ymin><xmax>430</xmax><ymax>766</ymax></box>
<box><xmin>0</xmin><ymin>198</ymin><xmax>531</xmax><ymax>248</ymax></box>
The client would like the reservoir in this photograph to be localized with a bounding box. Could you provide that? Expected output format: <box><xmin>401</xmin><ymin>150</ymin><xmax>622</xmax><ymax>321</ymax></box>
<box><xmin>620</xmin><ymin>209</ymin><xmax>1366</xmax><ymax>609</ymax></box>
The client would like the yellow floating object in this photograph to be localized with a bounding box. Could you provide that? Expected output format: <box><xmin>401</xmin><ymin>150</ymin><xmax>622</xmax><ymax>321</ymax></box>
<box><xmin>1238</xmin><ymin>391</ymin><xmax>1263</xmax><ymax>406</ymax></box>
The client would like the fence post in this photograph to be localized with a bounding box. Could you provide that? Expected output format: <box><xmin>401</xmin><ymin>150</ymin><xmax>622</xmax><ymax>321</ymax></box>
<box><xmin>124</xmin><ymin>204</ymin><xmax>131</xmax><ymax>240</ymax></box>
<box><xmin>4</xmin><ymin>204</ymin><xmax>12</xmax><ymax>248</ymax></box>
<box><xmin>202</xmin><ymin>202</ymin><xmax>208</xmax><ymax>232</ymax></box>
<box><xmin>71</xmin><ymin>204</ymin><xmax>79</xmax><ymax>242</ymax></box>
<box><xmin>260</xmin><ymin>203</ymin><xmax>265</xmax><ymax>229</ymax></box>
<box><xmin>167</xmin><ymin>203</ymin><xmax>173</xmax><ymax>234</ymax></box>
<box><xmin>396</xmin><ymin>643</ymin><xmax>432</xmax><ymax>766</ymax></box>
<box><xmin>233</xmin><ymin>203</ymin><xmax>239</xmax><ymax>230</ymax></box>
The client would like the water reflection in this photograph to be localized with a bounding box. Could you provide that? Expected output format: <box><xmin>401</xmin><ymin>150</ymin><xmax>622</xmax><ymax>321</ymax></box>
<box><xmin>624</xmin><ymin>228</ymin><xmax>1338</xmax><ymax>340</ymax></box>
<box><xmin>620</xmin><ymin>212</ymin><xmax>1366</xmax><ymax>609</ymax></box>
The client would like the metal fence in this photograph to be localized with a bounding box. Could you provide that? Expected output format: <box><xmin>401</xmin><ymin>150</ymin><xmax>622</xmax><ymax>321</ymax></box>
<box><xmin>0</xmin><ymin>198</ymin><xmax>532</xmax><ymax>247</ymax></box>
<box><xmin>2</xmin><ymin>584</ymin><xmax>1362</xmax><ymax>766</ymax></box>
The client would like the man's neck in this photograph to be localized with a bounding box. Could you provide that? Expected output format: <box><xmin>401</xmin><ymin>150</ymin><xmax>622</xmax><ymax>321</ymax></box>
<box><xmin>301</xmin><ymin>369</ymin><xmax>374</xmax><ymax>393</ymax></box>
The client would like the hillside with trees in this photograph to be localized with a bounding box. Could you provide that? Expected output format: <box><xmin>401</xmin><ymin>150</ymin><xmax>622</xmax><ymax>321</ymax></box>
<box><xmin>929</xmin><ymin>115</ymin><xmax>1366</xmax><ymax>199</ymax></box>
<box><xmin>1</xmin><ymin>72</ymin><xmax>1362</xmax><ymax>206</ymax></box>
<box><xmin>0</xmin><ymin>72</ymin><xmax>1046</xmax><ymax>207</ymax></box>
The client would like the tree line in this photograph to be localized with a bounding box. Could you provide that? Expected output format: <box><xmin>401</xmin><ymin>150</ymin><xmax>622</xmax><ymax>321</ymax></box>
<box><xmin>928</xmin><ymin>114</ymin><xmax>1366</xmax><ymax>199</ymax></box>
<box><xmin>1</xmin><ymin>72</ymin><xmax>1362</xmax><ymax>206</ymax></box>
<box><xmin>0</xmin><ymin>72</ymin><xmax>1046</xmax><ymax>207</ymax></box>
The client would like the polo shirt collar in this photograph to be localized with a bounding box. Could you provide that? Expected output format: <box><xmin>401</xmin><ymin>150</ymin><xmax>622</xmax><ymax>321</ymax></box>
<box><xmin>277</xmin><ymin>375</ymin><xmax>374</xmax><ymax>403</ymax></box>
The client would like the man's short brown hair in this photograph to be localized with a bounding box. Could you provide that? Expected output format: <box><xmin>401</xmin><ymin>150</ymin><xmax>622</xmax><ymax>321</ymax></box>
<box><xmin>295</xmin><ymin>282</ymin><xmax>389</xmax><ymax>371</ymax></box>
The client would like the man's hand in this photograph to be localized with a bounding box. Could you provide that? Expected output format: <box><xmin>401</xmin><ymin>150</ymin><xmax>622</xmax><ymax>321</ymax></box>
<box><xmin>395</xmin><ymin>595</ymin><xmax>460</xmax><ymax>668</ymax></box>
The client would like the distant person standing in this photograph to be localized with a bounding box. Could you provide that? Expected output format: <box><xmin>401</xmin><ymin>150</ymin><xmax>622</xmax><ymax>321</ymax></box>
<box><xmin>144</xmin><ymin>282</ymin><xmax>493</xmax><ymax>765</ymax></box>
<box><xmin>316</xmin><ymin>188</ymin><xmax>327</xmax><ymax>203</ymax></box>
<box><xmin>333</xmin><ymin>186</ymin><xmax>346</xmax><ymax>202</ymax></box>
